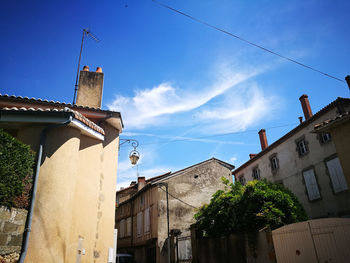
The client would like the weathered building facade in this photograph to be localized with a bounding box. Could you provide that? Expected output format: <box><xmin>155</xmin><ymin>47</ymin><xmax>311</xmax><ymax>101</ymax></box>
<box><xmin>115</xmin><ymin>158</ymin><xmax>235</xmax><ymax>263</ymax></box>
<box><xmin>0</xmin><ymin>66</ymin><xmax>123</xmax><ymax>262</ymax></box>
<box><xmin>233</xmin><ymin>95</ymin><xmax>350</xmax><ymax>219</ymax></box>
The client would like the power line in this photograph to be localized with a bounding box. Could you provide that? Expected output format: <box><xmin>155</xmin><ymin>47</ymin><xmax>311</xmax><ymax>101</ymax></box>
<box><xmin>158</xmin><ymin>185</ymin><xmax>198</xmax><ymax>209</ymax></box>
<box><xmin>152</xmin><ymin>0</ymin><xmax>345</xmax><ymax>84</ymax></box>
<box><xmin>140</xmin><ymin>122</ymin><xmax>298</xmax><ymax>146</ymax></box>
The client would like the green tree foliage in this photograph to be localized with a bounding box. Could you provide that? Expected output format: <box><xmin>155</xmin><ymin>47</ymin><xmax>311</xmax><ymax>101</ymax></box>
<box><xmin>0</xmin><ymin>129</ymin><xmax>35</xmax><ymax>208</ymax></box>
<box><xmin>194</xmin><ymin>178</ymin><xmax>308</xmax><ymax>238</ymax></box>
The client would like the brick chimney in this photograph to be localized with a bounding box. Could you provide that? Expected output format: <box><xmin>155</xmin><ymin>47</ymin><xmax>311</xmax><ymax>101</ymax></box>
<box><xmin>249</xmin><ymin>154</ymin><xmax>257</xmax><ymax>159</ymax></box>
<box><xmin>258</xmin><ymin>129</ymin><xmax>268</xmax><ymax>151</ymax></box>
<box><xmin>137</xmin><ymin>177</ymin><xmax>146</xmax><ymax>191</ymax></box>
<box><xmin>299</xmin><ymin>94</ymin><xmax>312</xmax><ymax>120</ymax></box>
<box><xmin>76</xmin><ymin>66</ymin><xmax>104</xmax><ymax>108</ymax></box>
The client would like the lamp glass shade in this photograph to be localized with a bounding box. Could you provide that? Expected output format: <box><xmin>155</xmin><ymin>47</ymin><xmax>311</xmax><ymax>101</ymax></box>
<box><xmin>129</xmin><ymin>152</ymin><xmax>140</xmax><ymax>165</ymax></box>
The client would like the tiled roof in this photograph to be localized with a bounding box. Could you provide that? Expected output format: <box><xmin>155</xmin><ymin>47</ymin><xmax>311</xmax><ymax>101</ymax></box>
<box><xmin>314</xmin><ymin>111</ymin><xmax>350</xmax><ymax>131</ymax></box>
<box><xmin>1</xmin><ymin>106</ymin><xmax>105</xmax><ymax>135</ymax></box>
<box><xmin>233</xmin><ymin>97</ymin><xmax>350</xmax><ymax>174</ymax></box>
<box><xmin>0</xmin><ymin>93</ymin><xmax>99</xmax><ymax>110</ymax></box>
<box><xmin>0</xmin><ymin>94</ymin><xmax>123</xmax><ymax>128</ymax></box>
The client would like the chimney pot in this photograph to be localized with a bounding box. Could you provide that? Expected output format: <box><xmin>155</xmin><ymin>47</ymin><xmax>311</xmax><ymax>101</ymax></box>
<box><xmin>83</xmin><ymin>65</ymin><xmax>89</xmax><ymax>71</ymax></box>
<box><xmin>299</xmin><ymin>94</ymin><xmax>313</xmax><ymax>120</ymax></box>
<box><xmin>298</xmin><ymin>116</ymin><xmax>303</xmax><ymax>124</ymax></box>
<box><xmin>96</xmin><ymin>67</ymin><xmax>102</xmax><ymax>73</ymax></box>
<box><xmin>249</xmin><ymin>154</ymin><xmax>257</xmax><ymax>159</ymax></box>
<box><xmin>258</xmin><ymin>129</ymin><xmax>268</xmax><ymax>151</ymax></box>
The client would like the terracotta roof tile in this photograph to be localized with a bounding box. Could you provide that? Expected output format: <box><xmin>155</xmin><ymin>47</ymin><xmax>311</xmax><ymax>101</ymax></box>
<box><xmin>314</xmin><ymin>111</ymin><xmax>350</xmax><ymax>131</ymax></box>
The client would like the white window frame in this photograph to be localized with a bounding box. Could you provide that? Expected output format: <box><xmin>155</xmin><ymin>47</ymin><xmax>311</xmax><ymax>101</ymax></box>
<box><xmin>326</xmin><ymin>157</ymin><xmax>348</xmax><ymax>193</ymax></box>
<box><xmin>303</xmin><ymin>168</ymin><xmax>321</xmax><ymax>201</ymax></box>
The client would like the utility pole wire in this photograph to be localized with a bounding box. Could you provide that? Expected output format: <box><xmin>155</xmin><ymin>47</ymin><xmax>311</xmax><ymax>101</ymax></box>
<box><xmin>159</xmin><ymin>185</ymin><xmax>198</xmax><ymax>209</ymax></box>
<box><xmin>152</xmin><ymin>0</ymin><xmax>345</xmax><ymax>84</ymax></box>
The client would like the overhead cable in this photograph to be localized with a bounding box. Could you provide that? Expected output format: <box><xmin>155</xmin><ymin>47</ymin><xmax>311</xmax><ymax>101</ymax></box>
<box><xmin>152</xmin><ymin>0</ymin><xmax>345</xmax><ymax>84</ymax></box>
<box><xmin>159</xmin><ymin>185</ymin><xmax>198</xmax><ymax>209</ymax></box>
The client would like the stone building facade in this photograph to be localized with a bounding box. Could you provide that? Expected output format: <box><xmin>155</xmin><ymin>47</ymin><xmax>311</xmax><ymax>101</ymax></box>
<box><xmin>233</xmin><ymin>95</ymin><xmax>350</xmax><ymax>219</ymax></box>
<box><xmin>115</xmin><ymin>158</ymin><xmax>235</xmax><ymax>263</ymax></box>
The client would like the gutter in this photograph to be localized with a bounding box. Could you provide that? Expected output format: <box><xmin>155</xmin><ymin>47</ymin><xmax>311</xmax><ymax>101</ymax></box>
<box><xmin>19</xmin><ymin>117</ymin><xmax>72</xmax><ymax>263</ymax></box>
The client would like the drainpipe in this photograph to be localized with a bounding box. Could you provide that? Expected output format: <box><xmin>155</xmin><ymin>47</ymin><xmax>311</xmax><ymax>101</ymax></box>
<box><xmin>19</xmin><ymin>117</ymin><xmax>72</xmax><ymax>263</ymax></box>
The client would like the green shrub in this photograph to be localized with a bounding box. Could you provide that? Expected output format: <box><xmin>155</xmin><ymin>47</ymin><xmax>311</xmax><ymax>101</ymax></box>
<box><xmin>0</xmin><ymin>129</ymin><xmax>35</xmax><ymax>208</ymax></box>
<box><xmin>194</xmin><ymin>178</ymin><xmax>308</xmax><ymax>238</ymax></box>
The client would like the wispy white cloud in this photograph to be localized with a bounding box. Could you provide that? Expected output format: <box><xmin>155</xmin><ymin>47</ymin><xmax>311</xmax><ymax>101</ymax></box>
<box><xmin>121</xmin><ymin>132</ymin><xmax>245</xmax><ymax>145</ymax></box>
<box><xmin>108</xmin><ymin>63</ymin><xmax>264</xmax><ymax>129</ymax></box>
<box><xmin>194</xmin><ymin>83</ymin><xmax>281</xmax><ymax>134</ymax></box>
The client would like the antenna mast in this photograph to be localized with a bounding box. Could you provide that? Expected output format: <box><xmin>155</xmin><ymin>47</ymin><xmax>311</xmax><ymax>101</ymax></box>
<box><xmin>73</xmin><ymin>28</ymin><xmax>100</xmax><ymax>105</ymax></box>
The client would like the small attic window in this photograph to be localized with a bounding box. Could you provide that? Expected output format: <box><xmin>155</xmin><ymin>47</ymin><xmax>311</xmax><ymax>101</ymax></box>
<box><xmin>194</xmin><ymin>175</ymin><xmax>199</xmax><ymax>179</ymax></box>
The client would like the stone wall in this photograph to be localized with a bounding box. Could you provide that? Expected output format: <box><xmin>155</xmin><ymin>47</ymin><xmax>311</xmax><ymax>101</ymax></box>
<box><xmin>0</xmin><ymin>206</ymin><xmax>27</xmax><ymax>255</ymax></box>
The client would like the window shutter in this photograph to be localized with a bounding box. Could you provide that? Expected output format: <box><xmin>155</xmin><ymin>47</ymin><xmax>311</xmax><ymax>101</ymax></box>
<box><xmin>303</xmin><ymin>169</ymin><xmax>320</xmax><ymax>200</ymax></box>
<box><xmin>119</xmin><ymin>219</ymin><xmax>125</xmax><ymax>238</ymax></box>
<box><xmin>137</xmin><ymin>212</ymin><xmax>143</xmax><ymax>237</ymax></box>
<box><xmin>326</xmin><ymin>157</ymin><xmax>348</xmax><ymax>193</ymax></box>
<box><xmin>126</xmin><ymin>217</ymin><xmax>132</xmax><ymax>237</ymax></box>
<box><xmin>144</xmin><ymin>207</ymin><xmax>150</xmax><ymax>233</ymax></box>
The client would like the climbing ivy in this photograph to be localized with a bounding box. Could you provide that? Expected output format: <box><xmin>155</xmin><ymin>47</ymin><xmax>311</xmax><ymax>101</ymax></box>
<box><xmin>194</xmin><ymin>178</ymin><xmax>308</xmax><ymax>239</ymax></box>
<box><xmin>0</xmin><ymin>129</ymin><xmax>35</xmax><ymax>208</ymax></box>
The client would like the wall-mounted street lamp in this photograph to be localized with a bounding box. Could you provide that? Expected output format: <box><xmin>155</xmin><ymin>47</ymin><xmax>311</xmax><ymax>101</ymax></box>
<box><xmin>119</xmin><ymin>139</ymin><xmax>140</xmax><ymax>165</ymax></box>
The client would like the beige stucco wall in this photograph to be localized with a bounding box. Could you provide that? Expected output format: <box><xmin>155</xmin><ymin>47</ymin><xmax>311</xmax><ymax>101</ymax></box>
<box><xmin>235</xmin><ymin>107</ymin><xmax>350</xmax><ymax>218</ymax></box>
<box><xmin>11</xmin><ymin>121</ymin><xmax>120</xmax><ymax>263</ymax></box>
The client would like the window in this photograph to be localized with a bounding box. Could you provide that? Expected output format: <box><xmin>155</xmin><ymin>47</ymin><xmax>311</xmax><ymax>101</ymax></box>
<box><xmin>296</xmin><ymin>137</ymin><xmax>309</xmax><ymax>157</ymax></box>
<box><xmin>318</xmin><ymin>132</ymin><xmax>331</xmax><ymax>144</ymax></box>
<box><xmin>126</xmin><ymin>217</ymin><xmax>132</xmax><ymax>237</ymax></box>
<box><xmin>303</xmin><ymin>168</ymin><xmax>320</xmax><ymax>201</ymax></box>
<box><xmin>238</xmin><ymin>175</ymin><xmax>246</xmax><ymax>185</ymax></box>
<box><xmin>326</xmin><ymin>157</ymin><xmax>348</xmax><ymax>193</ymax></box>
<box><xmin>137</xmin><ymin>212</ymin><xmax>143</xmax><ymax>237</ymax></box>
<box><xmin>144</xmin><ymin>207</ymin><xmax>150</xmax><ymax>233</ymax></box>
<box><xmin>270</xmin><ymin>155</ymin><xmax>279</xmax><ymax>171</ymax></box>
<box><xmin>119</xmin><ymin>219</ymin><xmax>125</xmax><ymax>238</ymax></box>
<box><xmin>252</xmin><ymin>167</ymin><xmax>260</xmax><ymax>180</ymax></box>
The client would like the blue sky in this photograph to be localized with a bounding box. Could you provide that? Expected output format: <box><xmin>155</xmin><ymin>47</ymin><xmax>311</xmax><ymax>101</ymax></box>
<box><xmin>1</xmin><ymin>0</ymin><xmax>349</xmax><ymax>189</ymax></box>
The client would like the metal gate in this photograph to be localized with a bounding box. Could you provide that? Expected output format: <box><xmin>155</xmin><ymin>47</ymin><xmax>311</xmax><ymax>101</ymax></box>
<box><xmin>176</xmin><ymin>236</ymin><xmax>192</xmax><ymax>263</ymax></box>
<box><xmin>272</xmin><ymin>218</ymin><xmax>350</xmax><ymax>263</ymax></box>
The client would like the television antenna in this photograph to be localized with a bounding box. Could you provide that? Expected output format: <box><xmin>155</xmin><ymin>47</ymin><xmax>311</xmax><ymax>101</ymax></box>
<box><xmin>72</xmin><ymin>28</ymin><xmax>100</xmax><ymax>105</ymax></box>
